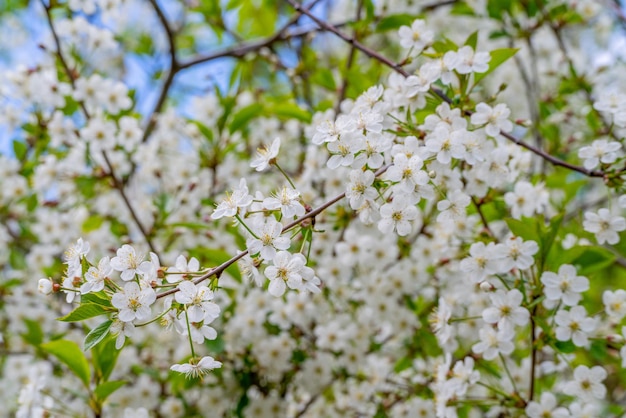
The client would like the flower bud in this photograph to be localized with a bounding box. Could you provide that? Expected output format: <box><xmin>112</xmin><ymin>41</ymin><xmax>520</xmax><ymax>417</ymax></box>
<box><xmin>479</xmin><ymin>281</ymin><xmax>494</xmax><ymax>292</ymax></box>
<box><xmin>38</xmin><ymin>278</ymin><xmax>53</xmax><ymax>295</ymax></box>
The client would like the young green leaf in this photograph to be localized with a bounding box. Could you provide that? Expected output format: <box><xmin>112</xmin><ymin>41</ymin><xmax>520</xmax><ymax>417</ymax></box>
<box><xmin>58</xmin><ymin>303</ymin><xmax>111</xmax><ymax>322</ymax></box>
<box><xmin>41</xmin><ymin>339</ymin><xmax>91</xmax><ymax>387</ymax></box>
<box><xmin>84</xmin><ymin>320</ymin><xmax>113</xmax><ymax>351</ymax></box>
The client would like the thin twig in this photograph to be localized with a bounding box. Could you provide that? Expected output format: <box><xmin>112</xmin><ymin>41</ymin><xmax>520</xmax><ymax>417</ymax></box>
<box><xmin>40</xmin><ymin>0</ymin><xmax>159</xmax><ymax>255</ymax></box>
<box><xmin>156</xmin><ymin>164</ymin><xmax>390</xmax><ymax>299</ymax></box>
<box><xmin>285</xmin><ymin>0</ymin><xmax>606</xmax><ymax>179</ymax></box>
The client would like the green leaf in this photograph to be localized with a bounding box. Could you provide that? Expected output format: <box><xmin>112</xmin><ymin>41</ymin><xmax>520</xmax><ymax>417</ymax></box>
<box><xmin>82</xmin><ymin>292</ymin><xmax>113</xmax><ymax>307</ymax></box>
<box><xmin>310</xmin><ymin>68</ymin><xmax>336</xmax><ymax>91</ymax></box>
<box><xmin>41</xmin><ymin>339</ymin><xmax>91</xmax><ymax>387</ymax></box>
<box><xmin>505</xmin><ymin>217</ymin><xmax>540</xmax><ymax>243</ymax></box>
<box><xmin>564</xmin><ymin>246</ymin><xmax>616</xmax><ymax>275</ymax></box>
<box><xmin>82</xmin><ymin>215</ymin><xmax>104</xmax><ymax>232</ymax></box>
<box><xmin>268</xmin><ymin>103</ymin><xmax>312</xmax><ymax>123</ymax></box>
<box><xmin>487</xmin><ymin>0</ymin><xmax>513</xmax><ymax>20</ymax></box>
<box><xmin>84</xmin><ymin>320</ymin><xmax>113</xmax><ymax>351</ymax></box>
<box><xmin>92</xmin><ymin>337</ymin><xmax>121</xmax><ymax>381</ymax></box>
<box><xmin>554</xmin><ymin>340</ymin><xmax>576</xmax><ymax>353</ymax></box>
<box><xmin>190</xmin><ymin>247</ymin><xmax>242</xmax><ymax>282</ymax></box>
<box><xmin>13</xmin><ymin>140</ymin><xmax>28</xmax><ymax>160</ymax></box>
<box><xmin>94</xmin><ymin>380</ymin><xmax>126</xmax><ymax>401</ymax></box>
<box><xmin>22</xmin><ymin>318</ymin><xmax>44</xmax><ymax>346</ymax></box>
<box><xmin>375</xmin><ymin>14</ymin><xmax>415</xmax><ymax>32</ymax></box>
<box><xmin>229</xmin><ymin>103</ymin><xmax>263</xmax><ymax>134</ymax></box>
<box><xmin>58</xmin><ymin>303</ymin><xmax>111</xmax><ymax>322</ymax></box>
<box><xmin>473</xmin><ymin>48</ymin><xmax>518</xmax><ymax>86</ymax></box>
<box><xmin>431</xmin><ymin>38</ymin><xmax>458</xmax><ymax>54</ymax></box>
<box><xmin>464</xmin><ymin>30</ymin><xmax>479</xmax><ymax>50</ymax></box>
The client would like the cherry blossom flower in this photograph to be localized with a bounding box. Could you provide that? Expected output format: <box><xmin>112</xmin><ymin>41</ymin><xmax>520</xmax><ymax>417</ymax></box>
<box><xmin>112</xmin><ymin>282</ymin><xmax>156</xmax><ymax>322</ymax></box>
<box><xmin>578</xmin><ymin>139</ymin><xmax>621</xmax><ymax>169</ymax></box>
<box><xmin>264</xmin><ymin>251</ymin><xmax>316</xmax><ymax>297</ymax></box>
<box><xmin>504</xmin><ymin>181</ymin><xmax>549</xmax><ymax>219</ymax></box>
<box><xmin>211</xmin><ymin>178</ymin><xmax>253</xmax><ymax>219</ymax></box>
<box><xmin>436</xmin><ymin>190</ymin><xmax>470</xmax><ymax>223</ymax></box>
<box><xmin>378</xmin><ymin>196</ymin><xmax>419</xmax><ymax>236</ymax></box>
<box><xmin>603</xmin><ymin>289</ymin><xmax>626</xmax><ymax>321</ymax></box>
<box><xmin>398</xmin><ymin>19</ymin><xmax>434</xmax><ymax>52</ymax></box>
<box><xmin>174</xmin><ymin>281</ymin><xmax>220</xmax><ymax>323</ymax></box>
<box><xmin>449</xmin><ymin>46</ymin><xmax>490</xmax><ymax>74</ymax></box>
<box><xmin>166</xmin><ymin>254</ymin><xmax>201</xmax><ymax>283</ymax></box>
<box><xmin>246</xmin><ymin>217</ymin><xmax>290</xmax><ymax>261</ymax></box>
<box><xmin>81</xmin><ymin>256</ymin><xmax>113</xmax><ymax>294</ymax></box>
<box><xmin>263</xmin><ymin>186</ymin><xmax>305</xmax><ymax>218</ymax></box>
<box><xmin>63</xmin><ymin>238</ymin><xmax>90</xmax><ymax>277</ymax></box>
<box><xmin>495</xmin><ymin>237</ymin><xmax>538</xmax><ymax>271</ymax></box>
<box><xmin>170</xmin><ymin>356</ymin><xmax>222</xmax><ymax>378</ymax></box>
<box><xmin>541</xmin><ymin>264</ymin><xmax>589</xmax><ymax>308</ymax></box>
<box><xmin>555</xmin><ymin>305</ymin><xmax>597</xmax><ymax>347</ymax></box>
<box><xmin>472</xmin><ymin>326</ymin><xmax>514</xmax><ymax>360</ymax></box>
<box><xmin>345</xmin><ymin>169</ymin><xmax>377</xmax><ymax>210</ymax></box>
<box><xmin>110</xmin><ymin>244</ymin><xmax>144</xmax><ymax>281</ymax></box>
<box><xmin>250</xmin><ymin>137</ymin><xmax>280</xmax><ymax>171</ymax></box>
<box><xmin>583</xmin><ymin>208</ymin><xmax>626</xmax><ymax>244</ymax></box>
<box><xmin>459</xmin><ymin>241</ymin><xmax>500</xmax><ymax>283</ymax></box>
<box><xmin>525</xmin><ymin>392</ymin><xmax>569</xmax><ymax>418</ymax></box>
<box><xmin>312</xmin><ymin>115</ymin><xmax>355</xmax><ymax>144</ymax></box>
<box><xmin>563</xmin><ymin>365</ymin><xmax>607</xmax><ymax>401</ymax></box>
<box><xmin>470</xmin><ymin>103</ymin><xmax>513</xmax><ymax>137</ymax></box>
<box><xmin>482</xmin><ymin>289</ymin><xmax>529</xmax><ymax>334</ymax></box>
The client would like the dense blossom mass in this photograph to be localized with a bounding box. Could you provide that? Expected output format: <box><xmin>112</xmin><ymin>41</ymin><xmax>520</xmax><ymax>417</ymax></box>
<box><xmin>1</xmin><ymin>0</ymin><xmax>626</xmax><ymax>417</ymax></box>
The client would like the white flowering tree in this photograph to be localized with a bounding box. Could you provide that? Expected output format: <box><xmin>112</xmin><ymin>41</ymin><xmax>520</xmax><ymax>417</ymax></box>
<box><xmin>3</xmin><ymin>0</ymin><xmax>626</xmax><ymax>416</ymax></box>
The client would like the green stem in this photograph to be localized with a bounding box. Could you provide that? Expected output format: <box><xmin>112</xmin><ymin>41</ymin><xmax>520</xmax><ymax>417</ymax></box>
<box><xmin>275</xmin><ymin>162</ymin><xmax>296</xmax><ymax>189</ymax></box>
<box><xmin>235</xmin><ymin>214</ymin><xmax>259</xmax><ymax>239</ymax></box>
<box><xmin>184</xmin><ymin>306</ymin><xmax>196</xmax><ymax>359</ymax></box>
<box><xmin>499</xmin><ymin>353</ymin><xmax>519</xmax><ymax>395</ymax></box>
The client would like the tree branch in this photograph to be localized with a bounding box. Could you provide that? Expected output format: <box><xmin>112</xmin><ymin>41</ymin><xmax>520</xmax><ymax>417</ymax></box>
<box><xmin>156</xmin><ymin>163</ymin><xmax>390</xmax><ymax>299</ymax></box>
<box><xmin>285</xmin><ymin>0</ymin><xmax>606</xmax><ymax>179</ymax></box>
<box><xmin>40</xmin><ymin>0</ymin><xmax>159</xmax><ymax>256</ymax></box>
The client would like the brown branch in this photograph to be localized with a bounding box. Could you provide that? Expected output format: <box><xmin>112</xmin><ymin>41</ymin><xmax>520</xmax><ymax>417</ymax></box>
<box><xmin>334</xmin><ymin>0</ymin><xmax>363</xmax><ymax>115</ymax></box>
<box><xmin>156</xmin><ymin>163</ymin><xmax>390</xmax><ymax>299</ymax></box>
<box><xmin>40</xmin><ymin>0</ymin><xmax>159</xmax><ymax>256</ymax></box>
<box><xmin>286</xmin><ymin>0</ymin><xmax>605</xmax><ymax>179</ymax></box>
<box><xmin>140</xmin><ymin>0</ymin><xmax>180</xmax><ymax>144</ymax></box>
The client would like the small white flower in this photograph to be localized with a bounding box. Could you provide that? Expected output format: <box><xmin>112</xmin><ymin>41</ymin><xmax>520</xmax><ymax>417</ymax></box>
<box><xmin>246</xmin><ymin>217</ymin><xmax>290</xmax><ymax>261</ymax></box>
<box><xmin>495</xmin><ymin>237</ymin><xmax>538</xmax><ymax>271</ymax></box>
<box><xmin>459</xmin><ymin>241</ymin><xmax>500</xmax><ymax>283</ymax></box>
<box><xmin>250</xmin><ymin>137</ymin><xmax>280</xmax><ymax>171</ymax></box>
<box><xmin>112</xmin><ymin>282</ymin><xmax>156</xmax><ymax>322</ymax></box>
<box><xmin>603</xmin><ymin>289</ymin><xmax>626</xmax><ymax>321</ymax></box>
<box><xmin>554</xmin><ymin>305</ymin><xmax>597</xmax><ymax>347</ymax></box>
<box><xmin>583</xmin><ymin>208</ymin><xmax>626</xmax><ymax>245</ymax></box>
<box><xmin>563</xmin><ymin>365</ymin><xmax>607</xmax><ymax>401</ymax></box>
<box><xmin>110</xmin><ymin>244</ymin><xmax>144</xmax><ymax>281</ymax></box>
<box><xmin>398</xmin><ymin>19</ymin><xmax>434</xmax><ymax>52</ymax></box>
<box><xmin>81</xmin><ymin>256</ymin><xmax>113</xmax><ymax>294</ymax></box>
<box><xmin>578</xmin><ymin>139</ymin><xmax>621</xmax><ymax>170</ymax></box>
<box><xmin>263</xmin><ymin>186</ymin><xmax>305</xmax><ymax>218</ymax></box>
<box><xmin>264</xmin><ymin>251</ymin><xmax>313</xmax><ymax>297</ymax></box>
<box><xmin>211</xmin><ymin>178</ymin><xmax>254</xmax><ymax>219</ymax></box>
<box><xmin>470</xmin><ymin>102</ymin><xmax>512</xmax><ymax>137</ymax></box>
<box><xmin>63</xmin><ymin>238</ymin><xmax>90</xmax><ymax>277</ymax></box>
<box><xmin>38</xmin><ymin>278</ymin><xmax>53</xmax><ymax>295</ymax></box>
<box><xmin>170</xmin><ymin>356</ymin><xmax>222</xmax><ymax>378</ymax></box>
<box><xmin>174</xmin><ymin>281</ymin><xmax>220</xmax><ymax>323</ymax></box>
<box><xmin>472</xmin><ymin>326</ymin><xmax>514</xmax><ymax>360</ymax></box>
<box><xmin>482</xmin><ymin>288</ymin><xmax>529</xmax><ymax>334</ymax></box>
<box><xmin>541</xmin><ymin>264</ymin><xmax>589</xmax><ymax>308</ymax></box>
<box><xmin>525</xmin><ymin>392</ymin><xmax>569</xmax><ymax>418</ymax></box>
<box><xmin>378</xmin><ymin>196</ymin><xmax>418</xmax><ymax>236</ymax></box>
